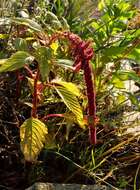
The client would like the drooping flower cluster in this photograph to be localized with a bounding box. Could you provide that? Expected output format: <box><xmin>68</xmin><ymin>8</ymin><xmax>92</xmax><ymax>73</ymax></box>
<box><xmin>63</xmin><ymin>32</ymin><xmax>93</xmax><ymax>71</ymax></box>
<box><xmin>63</xmin><ymin>32</ymin><xmax>97</xmax><ymax>144</ymax></box>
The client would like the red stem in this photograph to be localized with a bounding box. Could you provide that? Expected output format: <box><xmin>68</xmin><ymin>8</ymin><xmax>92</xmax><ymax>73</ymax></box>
<box><xmin>31</xmin><ymin>67</ymin><xmax>39</xmax><ymax>118</ymax></box>
<box><xmin>83</xmin><ymin>60</ymin><xmax>96</xmax><ymax>144</ymax></box>
<box><xmin>16</xmin><ymin>70</ymin><xmax>20</xmax><ymax>99</ymax></box>
<box><xmin>43</xmin><ymin>114</ymin><xmax>64</xmax><ymax>121</ymax></box>
<box><xmin>24</xmin><ymin>65</ymin><xmax>34</xmax><ymax>78</ymax></box>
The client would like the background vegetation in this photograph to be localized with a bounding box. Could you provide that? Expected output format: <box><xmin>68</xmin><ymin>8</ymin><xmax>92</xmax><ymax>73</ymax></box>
<box><xmin>0</xmin><ymin>0</ymin><xmax>140</xmax><ymax>189</ymax></box>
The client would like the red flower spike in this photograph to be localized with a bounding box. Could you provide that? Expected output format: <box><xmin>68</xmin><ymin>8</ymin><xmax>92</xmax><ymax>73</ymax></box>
<box><xmin>62</xmin><ymin>32</ymin><xmax>96</xmax><ymax>145</ymax></box>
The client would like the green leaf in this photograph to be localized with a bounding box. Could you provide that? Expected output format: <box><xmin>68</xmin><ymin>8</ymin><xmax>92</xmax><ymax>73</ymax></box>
<box><xmin>46</xmin><ymin>11</ymin><xmax>60</xmax><ymax>22</ymax></box>
<box><xmin>52</xmin><ymin>80</ymin><xmax>84</xmax><ymax>128</ymax></box>
<box><xmin>61</xmin><ymin>17</ymin><xmax>70</xmax><ymax>30</ymax></box>
<box><xmin>125</xmin><ymin>92</ymin><xmax>140</xmax><ymax>108</ymax></box>
<box><xmin>45</xmin><ymin>11</ymin><xmax>62</xmax><ymax>29</ymax></box>
<box><xmin>56</xmin><ymin>59</ymin><xmax>74</xmax><ymax>68</ymax></box>
<box><xmin>116</xmin><ymin>71</ymin><xmax>129</xmax><ymax>81</ymax></box>
<box><xmin>56</xmin><ymin>59</ymin><xmax>74</xmax><ymax>70</ymax></box>
<box><xmin>118</xmin><ymin>2</ymin><xmax>130</xmax><ymax>13</ymax></box>
<box><xmin>53</xmin><ymin>80</ymin><xmax>81</xmax><ymax>97</ymax></box>
<box><xmin>117</xmin><ymin>71</ymin><xmax>140</xmax><ymax>84</ymax></box>
<box><xmin>36</xmin><ymin>47</ymin><xmax>52</xmax><ymax>81</ymax></box>
<box><xmin>14</xmin><ymin>38</ymin><xmax>28</xmax><ymax>51</ymax></box>
<box><xmin>0</xmin><ymin>17</ymin><xmax>42</xmax><ymax>32</ymax></box>
<box><xmin>128</xmin><ymin>46</ymin><xmax>140</xmax><ymax>61</ymax></box>
<box><xmin>20</xmin><ymin>117</ymin><xmax>48</xmax><ymax>161</ymax></box>
<box><xmin>0</xmin><ymin>51</ymin><xmax>34</xmax><ymax>72</ymax></box>
<box><xmin>104</xmin><ymin>46</ymin><xmax>124</xmax><ymax>57</ymax></box>
<box><xmin>13</xmin><ymin>18</ymin><xmax>42</xmax><ymax>32</ymax></box>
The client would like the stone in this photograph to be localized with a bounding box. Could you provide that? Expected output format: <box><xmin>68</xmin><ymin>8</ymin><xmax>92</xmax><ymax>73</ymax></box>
<box><xmin>26</xmin><ymin>182</ymin><xmax>115</xmax><ymax>190</ymax></box>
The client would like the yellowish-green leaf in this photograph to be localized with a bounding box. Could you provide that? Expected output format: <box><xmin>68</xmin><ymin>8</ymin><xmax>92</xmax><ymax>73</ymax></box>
<box><xmin>0</xmin><ymin>34</ymin><xmax>8</xmax><ymax>39</ymax></box>
<box><xmin>111</xmin><ymin>76</ymin><xmax>125</xmax><ymax>89</ymax></box>
<box><xmin>52</xmin><ymin>80</ymin><xmax>84</xmax><ymax>128</ymax></box>
<box><xmin>20</xmin><ymin>117</ymin><xmax>48</xmax><ymax>161</ymax></box>
<box><xmin>0</xmin><ymin>51</ymin><xmax>34</xmax><ymax>72</ymax></box>
<box><xmin>98</xmin><ymin>0</ymin><xmax>105</xmax><ymax>11</ymax></box>
<box><xmin>117</xmin><ymin>94</ymin><xmax>126</xmax><ymax>104</ymax></box>
<box><xmin>53</xmin><ymin>80</ymin><xmax>81</xmax><ymax>97</ymax></box>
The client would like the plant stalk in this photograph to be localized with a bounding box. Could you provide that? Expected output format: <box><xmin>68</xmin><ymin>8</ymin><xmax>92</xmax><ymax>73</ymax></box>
<box><xmin>31</xmin><ymin>67</ymin><xmax>39</xmax><ymax>118</ymax></box>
